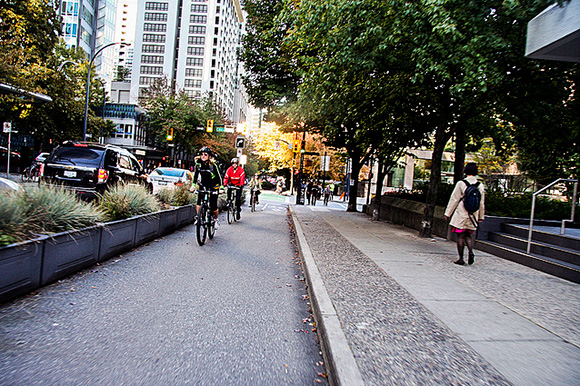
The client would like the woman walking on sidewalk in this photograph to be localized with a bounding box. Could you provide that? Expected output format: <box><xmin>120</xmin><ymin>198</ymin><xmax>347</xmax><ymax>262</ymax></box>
<box><xmin>444</xmin><ymin>162</ymin><xmax>485</xmax><ymax>265</ymax></box>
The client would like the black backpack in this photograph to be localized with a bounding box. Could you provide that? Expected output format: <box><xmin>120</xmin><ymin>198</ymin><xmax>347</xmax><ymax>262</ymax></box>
<box><xmin>462</xmin><ymin>180</ymin><xmax>481</xmax><ymax>214</ymax></box>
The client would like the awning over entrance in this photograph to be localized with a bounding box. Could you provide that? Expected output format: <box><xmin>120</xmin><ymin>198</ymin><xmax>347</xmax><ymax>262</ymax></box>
<box><xmin>526</xmin><ymin>0</ymin><xmax>580</xmax><ymax>63</ymax></box>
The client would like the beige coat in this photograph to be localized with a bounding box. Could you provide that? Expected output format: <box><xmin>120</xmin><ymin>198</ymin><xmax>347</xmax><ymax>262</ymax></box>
<box><xmin>444</xmin><ymin>175</ymin><xmax>485</xmax><ymax>230</ymax></box>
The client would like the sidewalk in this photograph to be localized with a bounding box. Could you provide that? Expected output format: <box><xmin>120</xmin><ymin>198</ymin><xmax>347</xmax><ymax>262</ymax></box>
<box><xmin>289</xmin><ymin>205</ymin><xmax>580</xmax><ymax>386</ymax></box>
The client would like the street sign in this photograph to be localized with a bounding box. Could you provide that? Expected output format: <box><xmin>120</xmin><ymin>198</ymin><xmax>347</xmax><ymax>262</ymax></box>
<box><xmin>236</xmin><ymin>148</ymin><xmax>242</xmax><ymax>157</ymax></box>
<box><xmin>235</xmin><ymin>136</ymin><xmax>246</xmax><ymax>149</ymax></box>
<box><xmin>215</xmin><ymin>125</ymin><xmax>225</xmax><ymax>132</ymax></box>
<box><xmin>3</xmin><ymin>122</ymin><xmax>11</xmax><ymax>133</ymax></box>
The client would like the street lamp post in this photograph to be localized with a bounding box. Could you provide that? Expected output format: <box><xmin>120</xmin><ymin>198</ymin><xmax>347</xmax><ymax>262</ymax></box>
<box><xmin>83</xmin><ymin>42</ymin><xmax>127</xmax><ymax>142</ymax></box>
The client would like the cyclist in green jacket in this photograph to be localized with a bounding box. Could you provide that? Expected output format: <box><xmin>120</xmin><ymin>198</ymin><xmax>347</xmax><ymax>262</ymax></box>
<box><xmin>191</xmin><ymin>146</ymin><xmax>222</xmax><ymax>225</ymax></box>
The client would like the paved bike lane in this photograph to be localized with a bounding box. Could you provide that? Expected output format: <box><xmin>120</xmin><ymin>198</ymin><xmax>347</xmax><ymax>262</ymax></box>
<box><xmin>0</xmin><ymin>203</ymin><xmax>327</xmax><ymax>385</ymax></box>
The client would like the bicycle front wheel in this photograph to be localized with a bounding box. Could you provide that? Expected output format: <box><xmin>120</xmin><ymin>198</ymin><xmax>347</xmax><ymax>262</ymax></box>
<box><xmin>196</xmin><ymin>205</ymin><xmax>208</xmax><ymax>246</ymax></box>
<box><xmin>227</xmin><ymin>201</ymin><xmax>234</xmax><ymax>224</ymax></box>
<box><xmin>208</xmin><ymin>211</ymin><xmax>216</xmax><ymax>239</ymax></box>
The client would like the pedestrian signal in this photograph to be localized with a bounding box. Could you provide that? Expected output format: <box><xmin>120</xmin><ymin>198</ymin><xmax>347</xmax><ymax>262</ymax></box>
<box><xmin>206</xmin><ymin>119</ymin><xmax>214</xmax><ymax>133</ymax></box>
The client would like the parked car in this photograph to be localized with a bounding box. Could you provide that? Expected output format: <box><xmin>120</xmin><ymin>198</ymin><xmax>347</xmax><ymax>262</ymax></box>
<box><xmin>149</xmin><ymin>167</ymin><xmax>193</xmax><ymax>194</ymax></box>
<box><xmin>0</xmin><ymin>176</ymin><xmax>23</xmax><ymax>191</ymax></box>
<box><xmin>39</xmin><ymin>141</ymin><xmax>152</xmax><ymax>200</ymax></box>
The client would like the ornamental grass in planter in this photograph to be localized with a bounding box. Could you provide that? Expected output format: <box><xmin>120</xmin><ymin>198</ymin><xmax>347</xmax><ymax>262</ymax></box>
<box><xmin>155</xmin><ymin>185</ymin><xmax>195</xmax><ymax>208</ymax></box>
<box><xmin>97</xmin><ymin>184</ymin><xmax>161</xmax><ymax>221</ymax></box>
<box><xmin>0</xmin><ymin>186</ymin><xmax>104</xmax><ymax>247</ymax></box>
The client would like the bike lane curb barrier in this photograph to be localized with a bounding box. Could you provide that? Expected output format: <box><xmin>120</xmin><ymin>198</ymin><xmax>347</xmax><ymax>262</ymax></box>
<box><xmin>289</xmin><ymin>205</ymin><xmax>364</xmax><ymax>386</ymax></box>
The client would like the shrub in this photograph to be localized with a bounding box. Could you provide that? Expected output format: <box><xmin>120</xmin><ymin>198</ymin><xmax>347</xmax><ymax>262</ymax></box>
<box><xmin>0</xmin><ymin>190</ymin><xmax>35</xmax><ymax>246</ymax></box>
<box><xmin>98</xmin><ymin>184</ymin><xmax>160</xmax><ymax>221</ymax></box>
<box><xmin>172</xmin><ymin>185</ymin><xmax>195</xmax><ymax>206</ymax></box>
<box><xmin>155</xmin><ymin>186</ymin><xmax>194</xmax><ymax>207</ymax></box>
<box><xmin>25</xmin><ymin>185</ymin><xmax>104</xmax><ymax>234</ymax></box>
<box><xmin>156</xmin><ymin>188</ymin><xmax>174</xmax><ymax>208</ymax></box>
<box><xmin>0</xmin><ymin>186</ymin><xmax>105</xmax><ymax>246</ymax></box>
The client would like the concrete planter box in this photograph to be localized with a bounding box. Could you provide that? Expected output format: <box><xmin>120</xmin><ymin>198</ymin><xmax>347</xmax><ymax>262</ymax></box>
<box><xmin>41</xmin><ymin>226</ymin><xmax>102</xmax><ymax>286</ymax></box>
<box><xmin>159</xmin><ymin>208</ymin><xmax>179</xmax><ymax>236</ymax></box>
<box><xmin>134</xmin><ymin>213</ymin><xmax>161</xmax><ymax>246</ymax></box>
<box><xmin>98</xmin><ymin>217</ymin><xmax>138</xmax><ymax>262</ymax></box>
<box><xmin>0</xmin><ymin>236</ymin><xmax>46</xmax><ymax>303</ymax></box>
<box><xmin>371</xmin><ymin>196</ymin><xmax>449</xmax><ymax>238</ymax></box>
<box><xmin>176</xmin><ymin>205</ymin><xmax>194</xmax><ymax>228</ymax></box>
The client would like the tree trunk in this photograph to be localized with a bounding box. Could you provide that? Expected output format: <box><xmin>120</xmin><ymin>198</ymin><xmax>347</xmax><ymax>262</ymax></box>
<box><xmin>419</xmin><ymin>128</ymin><xmax>452</xmax><ymax>238</ymax></box>
<box><xmin>453</xmin><ymin>125</ymin><xmax>466</xmax><ymax>184</ymax></box>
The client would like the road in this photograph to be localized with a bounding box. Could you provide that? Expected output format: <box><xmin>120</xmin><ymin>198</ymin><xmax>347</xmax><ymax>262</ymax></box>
<box><xmin>0</xmin><ymin>190</ymin><xmax>327</xmax><ymax>385</ymax></box>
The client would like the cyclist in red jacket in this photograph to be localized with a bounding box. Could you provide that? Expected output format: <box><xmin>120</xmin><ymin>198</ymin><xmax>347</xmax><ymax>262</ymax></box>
<box><xmin>223</xmin><ymin>157</ymin><xmax>246</xmax><ymax>219</ymax></box>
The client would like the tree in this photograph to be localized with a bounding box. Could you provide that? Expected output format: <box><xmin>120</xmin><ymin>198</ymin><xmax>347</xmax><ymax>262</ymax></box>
<box><xmin>240</xmin><ymin>0</ymin><xmax>299</xmax><ymax>109</ymax></box>
<box><xmin>140</xmin><ymin>78</ymin><xmax>235</xmax><ymax>167</ymax></box>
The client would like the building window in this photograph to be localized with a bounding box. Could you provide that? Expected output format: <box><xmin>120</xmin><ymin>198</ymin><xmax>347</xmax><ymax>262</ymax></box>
<box><xmin>187</xmin><ymin>47</ymin><xmax>204</xmax><ymax>56</ymax></box>
<box><xmin>140</xmin><ymin>76</ymin><xmax>159</xmax><ymax>85</ymax></box>
<box><xmin>141</xmin><ymin>55</ymin><xmax>164</xmax><ymax>64</ymax></box>
<box><xmin>143</xmin><ymin>44</ymin><xmax>165</xmax><ymax>54</ymax></box>
<box><xmin>145</xmin><ymin>12</ymin><xmax>168</xmax><ymax>22</ymax></box>
<box><xmin>188</xmin><ymin>36</ymin><xmax>205</xmax><ymax>45</ymax></box>
<box><xmin>184</xmin><ymin>79</ymin><xmax>202</xmax><ymax>88</ymax></box>
<box><xmin>189</xmin><ymin>25</ymin><xmax>206</xmax><ymax>35</ymax></box>
<box><xmin>144</xmin><ymin>23</ymin><xmax>166</xmax><ymax>32</ymax></box>
<box><xmin>141</xmin><ymin>66</ymin><xmax>163</xmax><ymax>75</ymax></box>
<box><xmin>185</xmin><ymin>68</ymin><xmax>203</xmax><ymax>77</ymax></box>
<box><xmin>184</xmin><ymin>90</ymin><xmax>202</xmax><ymax>99</ymax></box>
<box><xmin>145</xmin><ymin>2</ymin><xmax>168</xmax><ymax>11</ymax></box>
<box><xmin>191</xmin><ymin>4</ymin><xmax>207</xmax><ymax>13</ymax></box>
<box><xmin>143</xmin><ymin>34</ymin><xmax>166</xmax><ymax>43</ymax></box>
<box><xmin>190</xmin><ymin>15</ymin><xmax>207</xmax><ymax>24</ymax></box>
<box><xmin>186</xmin><ymin>58</ymin><xmax>204</xmax><ymax>66</ymax></box>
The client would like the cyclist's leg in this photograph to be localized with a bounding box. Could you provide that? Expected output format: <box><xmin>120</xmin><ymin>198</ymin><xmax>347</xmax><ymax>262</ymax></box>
<box><xmin>210</xmin><ymin>191</ymin><xmax>219</xmax><ymax>220</ymax></box>
<box><xmin>235</xmin><ymin>187</ymin><xmax>242</xmax><ymax>212</ymax></box>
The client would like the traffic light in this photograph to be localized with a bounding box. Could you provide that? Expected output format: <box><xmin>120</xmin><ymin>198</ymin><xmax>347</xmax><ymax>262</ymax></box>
<box><xmin>293</xmin><ymin>140</ymin><xmax>301</xmax><ymax>153</ymax></box>
<box><xmin>206</xmin><ymin>119</ymin><xmax>214</xmax><ymax>132</ymax></box>
<box><xmin>166</xmin><ymin>127</ymin><xmax>173</xmax><ymax>141</ymax></box>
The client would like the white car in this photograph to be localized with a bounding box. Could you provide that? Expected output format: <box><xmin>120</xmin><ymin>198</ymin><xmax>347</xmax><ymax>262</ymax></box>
<box><xmin>0</xmin><ymin>177</ymin><xmax>23</xmax><ymax>191</ymax></box>
<box><xmin>149</xmin><ymin>167</ymin><xmax>193</xmax><ymax>194</ymax></box>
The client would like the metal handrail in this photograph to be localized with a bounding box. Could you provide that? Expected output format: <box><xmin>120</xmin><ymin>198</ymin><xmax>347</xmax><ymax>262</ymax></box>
<box><xmin>527</xmin><ymin>178</ymin><xmax>578</xmax><ymax>254</ymax></box>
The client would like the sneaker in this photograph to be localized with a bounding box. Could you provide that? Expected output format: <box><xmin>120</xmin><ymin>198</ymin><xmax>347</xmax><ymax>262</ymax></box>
<box><xmin>236</xmin><ymin>211</ymin><xmax>241</xmax><ymax>220</ymax></box>
<box><xmin>215</xmin><ymin>219</ymin><xmax>221</xmax><ymax>229</ymax></box>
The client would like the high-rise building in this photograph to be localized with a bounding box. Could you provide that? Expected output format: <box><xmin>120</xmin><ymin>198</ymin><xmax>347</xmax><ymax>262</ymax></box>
<box><xmin>56</xmin><ymin>0</ymin><xmax>117</xmax><ymax>91</ymax></box>
<box><xmin>130</xmin><ymin>0</ymin><xmax>249</xmax><ymax>124</ymax></box>
<box><xmin>114</xmin><ymin>0</ymin><xmax>138</xmax><ymax>82</ymax></box>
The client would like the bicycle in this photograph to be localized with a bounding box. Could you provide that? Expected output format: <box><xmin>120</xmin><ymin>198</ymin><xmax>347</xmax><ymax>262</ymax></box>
<box><xmin>225</xmin><ymin>185</ymin><xmax>242</xmax><ymax>224</ymax></box>
<box><xmin>21</xmin><ymin>163</ymin><xmax>39</xmax><ymax>183</ymax></box>
<box><xmin>195</xmin><ymin>187</ymin><xmax>219</xmax><ymax>246</ymax></box>
<box><xmin>250</xmin><ymin>188</ymin><xmax>260</xmax><ymax>212</ymax></box>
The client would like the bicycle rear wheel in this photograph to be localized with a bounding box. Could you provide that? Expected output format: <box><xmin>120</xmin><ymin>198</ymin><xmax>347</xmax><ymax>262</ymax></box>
<box><xmin>196</xmin><ymin>205</ymin><xmax>208</xmax><ymax>246</ymax></box>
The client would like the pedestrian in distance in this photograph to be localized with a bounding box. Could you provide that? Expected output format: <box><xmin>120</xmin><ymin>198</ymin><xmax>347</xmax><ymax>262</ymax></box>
<box><xmin>191</xmin><ymin>146</ymin><xmax>222</xmax><ymax>227</ymax></box>
<box><xmin>223</xmin><ymin>157</ymin><xmax>245</xmax><ymax>220</ymax></box>
<box><xmin>306</xmin><ymin>180</ymin><xmax>313</xmax><ymax>205</ymax></box>
<box><xmin>444</xmin><ymin>162</ymin><xmax>485</xmax><ymax>265</ymax></box>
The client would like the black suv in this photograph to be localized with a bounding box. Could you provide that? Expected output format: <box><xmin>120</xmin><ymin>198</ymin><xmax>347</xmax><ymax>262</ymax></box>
<box><xmin>40</xmin><ymin>141</ymin><xmax>152</xmax><ymax>200</ymax></box>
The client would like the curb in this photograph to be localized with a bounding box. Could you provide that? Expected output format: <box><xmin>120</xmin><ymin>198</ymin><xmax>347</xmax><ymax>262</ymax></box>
<box><xmin>289</xmin><ymin>206</ymin><xmax>365</xmax><ymax>386</ymax></box>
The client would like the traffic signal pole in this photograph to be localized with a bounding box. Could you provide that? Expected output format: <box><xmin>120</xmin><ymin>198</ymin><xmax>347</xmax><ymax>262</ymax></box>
<box><xmin>295</xmin><ymin>130</ymin><xmax>306</xmax><ymax>205</ymax></box>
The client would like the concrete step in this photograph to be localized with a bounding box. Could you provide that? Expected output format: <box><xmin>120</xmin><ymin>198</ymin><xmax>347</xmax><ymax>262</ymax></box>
<box><xmin>502</xmin><ymin>223</ymin><xmax>580</xmax><ymax>252</ymax></box>
<box><xmin>488</xmin><ymin>232</ymin><xmax>580</xmax><ymax>266</ymax></box>
<box><xmin>476</xmin><ymin>240</ymin><xmax>580</xmax><ymax>284</ymax></box>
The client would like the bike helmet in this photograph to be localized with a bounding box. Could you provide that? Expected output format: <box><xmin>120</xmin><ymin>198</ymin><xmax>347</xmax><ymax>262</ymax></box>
<box><xmin>199</xmin><ymin>146</ymin><xmax>212</xmax><ymax>155</ymax></box>
<box><xmin>231</xmin><ymin>157</ymin><xmax>239</xmax><ymax>164</ymax></box>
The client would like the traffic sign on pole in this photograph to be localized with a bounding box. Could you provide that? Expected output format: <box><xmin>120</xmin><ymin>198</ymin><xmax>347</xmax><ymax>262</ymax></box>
<box><xmin>3</xmin><ymin>122</ymin><xmax>11</xmax><ymax>133</ymax></box>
